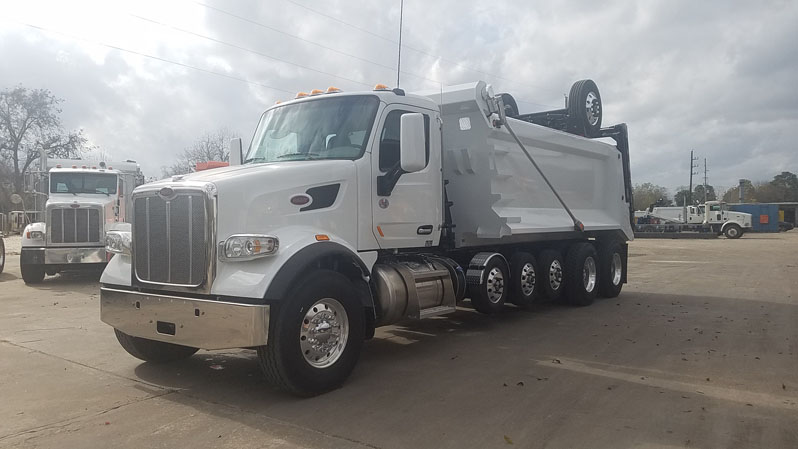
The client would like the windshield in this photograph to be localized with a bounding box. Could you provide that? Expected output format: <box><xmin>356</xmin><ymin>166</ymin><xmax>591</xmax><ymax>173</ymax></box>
<box><xmin>244</xmin><ymin>95</ymin><xmax>380</xmax><ymax>163</ymax></box>
<box><xmin>50</xmin><ymin>173</ymin><xmax>117</xmax><ymax>194</ymax></box>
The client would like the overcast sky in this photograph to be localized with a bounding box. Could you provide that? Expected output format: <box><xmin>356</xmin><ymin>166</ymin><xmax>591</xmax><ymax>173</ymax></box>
<box><xmin>2</xmin><ymin>0</ymin><xmax>796</xmax><ymax>195</ymax></box>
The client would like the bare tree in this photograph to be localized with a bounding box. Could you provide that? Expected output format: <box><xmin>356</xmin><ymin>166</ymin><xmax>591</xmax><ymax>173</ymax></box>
<box><xmin>162</xmin><ymin>128</ymin><xmax>236</xmax><ymax>177</ymax></box>
<box><xmin>0</xmin><ymin>86</ymin><xmax>87</xmax><ymax>195</ymax></box>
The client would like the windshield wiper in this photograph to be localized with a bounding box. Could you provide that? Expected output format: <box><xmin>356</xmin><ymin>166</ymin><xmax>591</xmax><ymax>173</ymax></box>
<box><xmin>244</xmin><ymin>157</ymin><xmax>267</xmax><ymax>164</ymax></box>
<box><xmin>276</xmin><ymin>152</ymin><xmax>320</xmax><ymax>160</ymax></box>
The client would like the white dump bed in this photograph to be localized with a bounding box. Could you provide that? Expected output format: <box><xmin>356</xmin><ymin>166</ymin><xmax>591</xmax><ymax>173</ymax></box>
<box><xmin>422</xmin><ymin>82</ymin><xmax>634</xmax><ymax>247</ymax></box>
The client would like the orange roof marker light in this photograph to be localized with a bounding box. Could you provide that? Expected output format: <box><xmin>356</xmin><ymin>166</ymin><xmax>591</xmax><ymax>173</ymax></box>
<box><xmin>295</xmin><ymin>92</ymin><xmax>308</xmax><ymax>99</ymax></box>
<box><xmin>315</xmin><ymin>234</ymin><xmax>330</xmax><ymax>241</ymax></box>
<box><xmin>326</xmin><ymin>86</ymin><xmax>342</xmax><ymax>93</ymax></box>
<box><xmin>374</xmin><ymin>84</ymin><xmax>390</xmax><ymax>91</ymax></box>
<box><xmin>310</xmin><ymin>89</ymin><xmax>324</xmax><ymax>96</ymax></box>
<box><xmin>275</xmin><ymin>100</ymin><xmax>282</xmax><ymax>105</ymax></box>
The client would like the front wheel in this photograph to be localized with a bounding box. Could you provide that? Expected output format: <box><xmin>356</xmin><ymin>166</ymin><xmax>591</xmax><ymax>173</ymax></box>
<box><xmin>21</xmin><ymin>263</ymin><xmax>45</xmax><ymax>284</ymax></box>
<box><xmin>114</xmin><ymin>329</ymin><xmax>198</xmax><ymax>363</ymax></box>
<box><xmin>724</xmin><ymin>224</ymin><xmax>742</xmax><ymax>239</ymax></box>
<box><xmin>257</xmin><ymin>270</ymin><xmax>364</xmax><ymax>397</ymax></box>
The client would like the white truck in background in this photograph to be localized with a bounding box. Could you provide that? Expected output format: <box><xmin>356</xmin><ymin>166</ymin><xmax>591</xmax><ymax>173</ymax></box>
<box><xmin>636</xmin><ymin>201</ymin><xmax>752</xmax><ymax>238</ymax></box>
<box><xmin>100</xmin><ymin>79</ymin><xmax>634</xmax><ymax>396</ymax></box>
<box><xmin>20</xmin><ymin>159</ymin><xmax>144</xmax><ymax>283</ymax></box>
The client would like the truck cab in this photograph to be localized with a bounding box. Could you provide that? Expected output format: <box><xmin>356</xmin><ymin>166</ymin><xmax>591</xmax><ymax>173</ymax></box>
<box><xmin>703</xmin><ymin>201</ymin><xmax>752</xmax><ymax>237</ymax></box>
<box><xmin>20</xmin><ymin>162</ymin><xmax>143</xmax><ymax>283</ymax></box>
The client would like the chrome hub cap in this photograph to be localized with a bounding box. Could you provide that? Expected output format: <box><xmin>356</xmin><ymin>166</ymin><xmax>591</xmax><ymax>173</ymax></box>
<box><xmin>520</xmin><ymin>263</ymin><xmax>536</xmax><ymax>297</ymax></box>
<box><xmin>549</xmin><ymin>260</ymin><xmax>563</xmax><ymax>291</ymax></box>
<box><xmin>300</xmin><ymin>298</ymin><xmax>348</xmax><ymax>368</ymax></box>
<box><xmin>728</xmin><ymin>227</ymin><xmax>739</xmax><ymax>237</ymax></box>
<box><xmin>486</xmin><ymin>267</ymin><xmax>505</xmax><ymax>304</ymax></box>
<box><xmin>611</xmin><ymin>253</ymin><xmax>622</xmax><ymax>286</ymax></box>
<box><xmin>585</xmin><ymin>91</ymin><xmax>600</xmax><ymax>126</ymax></box>
<box><xmin>583</xmin><ymin>256</ymin><xmax>597</xmax><ymax>292</ymax></box>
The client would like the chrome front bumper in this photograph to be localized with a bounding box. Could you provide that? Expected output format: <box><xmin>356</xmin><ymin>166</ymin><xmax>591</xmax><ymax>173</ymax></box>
<box><xmin>40</xmin><ymin>247</ymin><xmax>107</xmax><ymax>264</ymax></box>
<box><xmin>100</xmin><ymin>287</ymin><xmax>270</xmax><ymax>350</ymax></box>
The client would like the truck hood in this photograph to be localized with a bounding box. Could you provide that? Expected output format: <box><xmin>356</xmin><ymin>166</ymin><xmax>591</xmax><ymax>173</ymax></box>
<box><xmin>143</xmin><ymin>160</ymin><xmax>361</xmax><ymax>245</ymax></box>
<box><xmin>46</xmin><ymin>193</ymin><xmax>116</xmax><ymax>208</ymax></box>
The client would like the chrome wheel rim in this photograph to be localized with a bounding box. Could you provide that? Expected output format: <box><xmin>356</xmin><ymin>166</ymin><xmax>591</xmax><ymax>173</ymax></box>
<box><xmin>549</xmin><ymin>260</ymin><xmax>563</xmax><ymax>291</ymax></box>
<box><xmin>486</xmin><ymin>266</ymin><xmax>505</xmax><ymax>304</ymax></box>
<box><xmin>520</xmin><ymin>263</ymin><xmax>536</xmax><ymax>297</ymax></box>
<box><xmin>728</xmin><ymin>227</ymin><xmax>738</xmax><ymax>237</ymax></box>
<box><xmin>611</xmin><ymin>253</ymin><xmax>622</xmax><ymax>286</ymax></box>
<box><xmin>585</xmin><ymin>91</ymin><xmax>600</xmax><ymax>126</ymax></box>
<box><xmin>583</xmin><ymin>256</ymin><xmax>597</xmax><ymax>292</ymax></box>
<box><xmin>300</xmin><ymin>298</ymin><xmax>348</xmax><ymax>369</ymax></box>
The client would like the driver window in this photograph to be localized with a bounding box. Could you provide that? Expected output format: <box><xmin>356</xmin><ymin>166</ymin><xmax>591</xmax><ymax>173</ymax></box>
<box><xmin>378</xmin><ymin>110</ymin><xmax>430</xmax><ymax>172</ymax></box>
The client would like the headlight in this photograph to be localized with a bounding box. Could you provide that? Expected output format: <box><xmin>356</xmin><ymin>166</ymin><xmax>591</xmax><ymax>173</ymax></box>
<box><xmin>105</xmin><ymin>230</ymin><xmax>132</xmax><ymax>255</ymax></box>
<box><xmin>220</xmin><ymin>235</ymin><xmax>278</xmax><ymax>261</ymax></box>
<box><xmin>27</xmin><ymin>230</ymin><xmax>44</xmax><ymax>240</ymax></box>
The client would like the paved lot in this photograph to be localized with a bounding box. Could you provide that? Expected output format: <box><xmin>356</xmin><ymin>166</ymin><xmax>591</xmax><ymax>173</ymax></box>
<box><xmin>1</xmin><ymin>233</ymin><xmax>796</xmax><ymax>448</ymax></box>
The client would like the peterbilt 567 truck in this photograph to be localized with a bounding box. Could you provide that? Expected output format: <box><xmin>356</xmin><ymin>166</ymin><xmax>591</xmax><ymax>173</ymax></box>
<box><xmin>636</xmin><ymin>201</ymin><xmax>752</xmax><ymax>238</ymax></box>
<box><xmin>100</xmin><ymin>80</ymin><xmax>634</xmax><ymax>396</ymax></box>
<box><xmin>20</xmin><ymin>160</ymin><xmax>144</xmax><ymax>283</ymax></box>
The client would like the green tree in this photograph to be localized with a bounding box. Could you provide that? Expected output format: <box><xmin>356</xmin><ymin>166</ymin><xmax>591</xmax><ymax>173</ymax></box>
<box><xmin>674</xmin><ymin>188</ymin><xmax>693</xmax><ymax>206</ymax></box>
<box><xmin>769</xmin><ymin>171</ymin><xmax>798</xmax><ymax>201</ymax></box>
<box><xmin>632</xmin><ymin>183</ymin><xmax>672</xmax><ymax>210</ymax></box>
<box><xmin>0</xmin><ymin>86</ymin><xmax>87</xmax><ymax>196</ymax></box>
<box><xmin>693</xmin><ymin>184</ymin><xmax>716</xmax><ymax>202</ymax></box>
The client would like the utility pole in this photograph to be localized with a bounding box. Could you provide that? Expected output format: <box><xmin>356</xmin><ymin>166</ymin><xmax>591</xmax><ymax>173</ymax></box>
<box><xmin>688</xmin><ymin>150</ymin><xmax>699</xmax><ymax>205</ymax></box>
<box><xmin>704</xmin><ymin>158</ymin><xmax>707</xmax><ymax>204</ymax></box>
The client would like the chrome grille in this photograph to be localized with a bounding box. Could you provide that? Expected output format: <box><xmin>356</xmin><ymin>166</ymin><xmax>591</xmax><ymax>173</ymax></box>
<box><xmin>133</xmin><ymin>192</ymin><xmax>207</xmax><ymax>286</ymax></box>
<box><xmin>50</xmin><ymin>208</ymin><xmax>101</xmax><ymax>243</ymax></box>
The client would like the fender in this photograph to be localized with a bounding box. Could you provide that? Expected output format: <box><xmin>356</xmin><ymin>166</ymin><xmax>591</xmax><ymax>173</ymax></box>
<box><xmin>263</xmin><ymin>241</ymin><xmax>375</xmax><ymax>310</ymax></box>
<box><xmin>720</xmin><ymin>221</ymin><xmax>741</xmax><ymax>233</ymax></box>
<box><xmin>21</xmin><ymin>222</ymin><xmax>47</xmax><ymax>248</ymax></box>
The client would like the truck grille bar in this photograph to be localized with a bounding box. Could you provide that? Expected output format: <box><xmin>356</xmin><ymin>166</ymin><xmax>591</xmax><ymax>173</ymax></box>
<box><xmin>133</xmin><ymin>191</ymin><xmax>208</xmax><ymax>287</ymax></box>
<box><xmin>50</xmin><ymin>208</ymin><xmax>101</xmax><ymax>243</ymax></box>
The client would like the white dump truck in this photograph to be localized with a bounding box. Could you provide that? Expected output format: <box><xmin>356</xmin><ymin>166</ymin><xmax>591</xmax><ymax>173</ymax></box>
<box><xmin>20</xmin><ymin>159</ymin><xmax>144</xmax><ymax>283</ymax></box>
<box><xmin>100</xmin><ymin>80</ymin><xmax>634</xmax><ymax>395</ymax></box>
<box><xmin>636</xmin><ymin>201</ymin><xmax>751</xmax><ymax>238</ymax></box>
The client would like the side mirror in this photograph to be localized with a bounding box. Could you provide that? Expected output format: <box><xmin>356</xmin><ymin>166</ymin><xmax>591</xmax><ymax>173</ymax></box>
<box><xmin>229</xmin><ymin>138</ymin><xmax>243</xmax><ymax>166</ymax></box>
<box><xmin>400</xmin><ymin>113</ymin><xmax>425</xmax><ymax>173</ymax></box>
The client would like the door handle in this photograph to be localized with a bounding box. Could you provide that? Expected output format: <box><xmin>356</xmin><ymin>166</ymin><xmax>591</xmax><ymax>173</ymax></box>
<box><xmin>417</xmin><ymin>225</ymin><xmax>433</xmax><ymax>235</ymax></box>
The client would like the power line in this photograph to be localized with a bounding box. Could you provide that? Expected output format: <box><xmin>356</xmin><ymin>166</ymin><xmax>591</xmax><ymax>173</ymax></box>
<box><xmin>193</xmin><ymin>1</ymin><xmax>443</xmax><ymax>87</ymax></box>
<box><xmin>282</xmin><ymin>0</ymin><xmax>553</xmax><ymax>94</ymax></box>
<box><xmin>11</xmin><ymin>20</ymin><xmax>296</xmax><ymax>95</ymax></box>
<box><xmin>129</xmin><ymin>13</ymin><xmax>372</xmax><ymax>88</ymax></box>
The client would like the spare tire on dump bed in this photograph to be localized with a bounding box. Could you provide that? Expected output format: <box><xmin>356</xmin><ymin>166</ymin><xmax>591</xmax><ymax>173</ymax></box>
<box><xmin>567</xmin><ymin>79</ymin><xmax>602</xmax><ymax>137</ymax></box>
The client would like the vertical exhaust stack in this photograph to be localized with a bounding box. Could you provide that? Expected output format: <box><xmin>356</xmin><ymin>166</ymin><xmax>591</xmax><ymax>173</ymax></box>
<box><xmin>739</xmin><ymin>179</ymin><xmax>745</xmax><ymax>203</ymax></box>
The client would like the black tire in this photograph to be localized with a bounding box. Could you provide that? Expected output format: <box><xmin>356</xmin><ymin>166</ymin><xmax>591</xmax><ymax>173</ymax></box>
<box><xmin>257</xmin><ymin>270</ymin><xmax>364</xmax><ymax>397</ymax></box>
<box><xmin>114</xmin><ymin>329</ymin><xmax>198</xmax><ymax>363</ymax></box>
<box><xmin>499</xmin><ymin>93</ymin><xmax>519</xmax><ymax>117</ymax></box>
<box><xmin>567</xmin><ymin>79</ymin><xmax>602</xmax><ymax>137</ymax></box>
<box><xmin>21</xmin><ymin>263</ymin><xmax>45</xmax><ymax>284</ymax></box>
<box><xmin>538</xmin><ymin>249</ymin><xmax>565</xmax><ymax>301</ymax></box>
<box><xmin>597</xmin><ymin>240</ymin><xmax>625</xmax><ymax>298</ymax></box>
<box><xmin>564</xmin><ymin>242</ymin><xmax>599</xmax><ymax>307</ymax></box>
<box><xmin>0</xmin><ymin>239</ymin><xmax>5</xmax><ymax>275</ymax></box>
<box><xmin>509</xmin><ymin>252</ymin><xmax>538</xmax><ymax>308</ymax></box>
<box><xmin>468</xmin><ymin>256</ymin><xmax>509</xmax><ymax>314</ymax></box>
<box><xmin>724</xmin><ymin>224</ymin><xmax>742</xmax><ymax>239</ymax></box>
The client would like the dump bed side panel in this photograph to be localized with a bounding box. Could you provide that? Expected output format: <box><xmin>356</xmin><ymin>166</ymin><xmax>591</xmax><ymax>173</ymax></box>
<box><xmin>433</xmin><ymin>84</ymin><xmax>633</xmax><ymax>247</ymax></box>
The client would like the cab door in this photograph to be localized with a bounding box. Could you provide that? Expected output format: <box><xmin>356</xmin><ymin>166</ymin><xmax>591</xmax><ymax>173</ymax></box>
<box><xmin>371</xmin><ymin>106</ymin><xmax>442</xmax><ymax>249</ymax></box>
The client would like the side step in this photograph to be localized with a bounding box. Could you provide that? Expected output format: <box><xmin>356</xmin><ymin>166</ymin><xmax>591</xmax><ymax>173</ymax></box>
<box><xmin>419</xmin><ymin>305</ymin><xmax>457</xmax><ymax>318</ymax></box>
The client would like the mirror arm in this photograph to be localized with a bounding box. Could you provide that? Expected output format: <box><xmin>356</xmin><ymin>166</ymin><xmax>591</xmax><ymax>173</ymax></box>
<box><xmin>377</xmin><ymin>163</ymin><xmax>405</xmax><ymax>196</ymax></box>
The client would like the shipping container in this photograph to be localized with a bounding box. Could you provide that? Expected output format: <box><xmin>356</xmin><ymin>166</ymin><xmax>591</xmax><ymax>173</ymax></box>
<box><xmin>728</xmin><ymin>203</ymin><xmax>779</xmax><ymax>232</ymax></box>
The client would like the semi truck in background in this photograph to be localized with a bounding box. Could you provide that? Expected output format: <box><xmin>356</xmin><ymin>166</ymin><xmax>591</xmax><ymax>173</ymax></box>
<box><xmin>100</xmin><ymin>79</ymin><xmax>634</xmax><ymax>396</ymax></box>
<box><xmin>19</xmin><ymin>159</ymin><xmax>145</xmax><ymax>283</ymax></box>
<box><xmin>635</xmin><ymin>201</ymin><xmax>752</xmax><ymax>238</ymax></box>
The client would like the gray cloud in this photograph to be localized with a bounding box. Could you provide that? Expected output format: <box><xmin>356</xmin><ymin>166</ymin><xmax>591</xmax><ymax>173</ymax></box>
<box><xmin>1</xmin><ymin>0</ymin><xmax>796</xmax><ymax>194</ymax></box>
